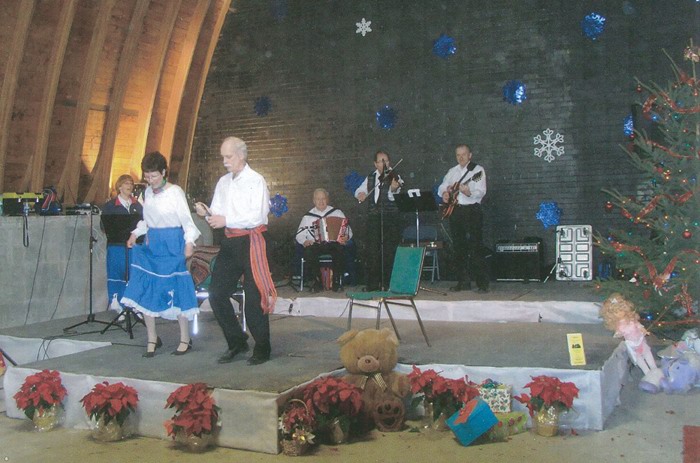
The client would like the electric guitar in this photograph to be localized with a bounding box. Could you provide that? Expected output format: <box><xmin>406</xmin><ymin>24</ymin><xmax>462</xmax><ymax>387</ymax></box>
<box><xmin>441</xmin><ymin>170</ymin><xmax>483</xmax><ymax>219</ymax></box>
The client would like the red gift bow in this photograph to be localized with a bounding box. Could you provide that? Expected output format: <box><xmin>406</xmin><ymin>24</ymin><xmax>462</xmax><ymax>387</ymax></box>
<box><xmin>453</xmin><ymin>398</ymin><xmax>479</xmax><ymax>425</ymax></box>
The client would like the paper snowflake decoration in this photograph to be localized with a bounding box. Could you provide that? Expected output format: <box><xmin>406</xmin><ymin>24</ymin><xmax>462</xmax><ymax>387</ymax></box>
<box><xmin>344</xmin><ymin>171</ymin><xmax>365</xmax><ymax>194</ymax></box>
<box><xmin>376</xmin><ymin>105</ymin><xmax>397</xmax><ymax>130</ymax></box>
<box><xmin>269</xmin><ymin>193</ymin><xmax>288</xmax><ymax>218</ymax></box>
<box><xmin>503</xmin><ymin>80</ymin><xmax>527</xmax><ymax>105</ymax></box>
<box><xmin>536</xmin><ymin>202</ymin><xmax>562</xmax><ymax>229</ymax></box>
<box><xmin>254</xmin><ymin>96</ymin><xmax>272</xmax><ymax>117</ymax></box>
<box><xmin>432</xmin><ymin>34</ymin><xmax>456</xmax><ymax>58</ymax></box>
<box><xmin>356</xmin><ymin>18</ymin><xmax>372</xmax><ymax>36</ymax></box>
<box><xmin>533</xmin><ymin>128</ymin><xmax>565</xmax><ymax>162</ymax></box>
<box><xmin>581</xmin><ymin>13</ymin><xmax>606</xmax><ymax>41</ymax></box>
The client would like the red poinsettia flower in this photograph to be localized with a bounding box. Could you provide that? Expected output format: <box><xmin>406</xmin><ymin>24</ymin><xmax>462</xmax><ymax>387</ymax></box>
<box><xmin>13</xmin><ymin>370</ymin><xmax>67</xmax><ymax>420</ymax></box>
<box><xmin>408</xmin><ymin>366</ymin><xmax>479</xmax><ymax>421</ymax></box>
<box><xmin>80</xmin><ymin>381</ymin><xmax>139</xmax><ymax>426</ymax></box>
<box><xmin>515</xmin><ymin>375</ymin><xmax>580</xmax><ymax>417</ymax></box>
<box><xmin>301</xmin><ymin>376</ymin><xmax>363</xmax><ymax>433</ymax></box>
<box><xmin>164</xmin><ymin>383</ymin><xmax>219</xmax><ymax>438</ymax></box>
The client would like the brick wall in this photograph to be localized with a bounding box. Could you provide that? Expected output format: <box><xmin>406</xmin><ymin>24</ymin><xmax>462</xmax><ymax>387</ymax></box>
<box><xmin>188</xmin><ymin>0</ymin><xmax>698</xmax><ymax>280</ymax></box>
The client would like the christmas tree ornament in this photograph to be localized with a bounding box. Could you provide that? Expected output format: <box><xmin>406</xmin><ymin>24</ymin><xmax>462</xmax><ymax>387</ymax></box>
<box><xmin>623</xmin><ymin>114</ymin><xmax>634</xmax><ymax>137</ymax></box>
<box><xmin>604</xmin><ymin>201</ymin><xmax>614</xmax><ymax>213</ymax></box>
<box><xmin>682</xmin><ymin>230</ymin><xmax>692</xmax><ymax>239</ymax></box>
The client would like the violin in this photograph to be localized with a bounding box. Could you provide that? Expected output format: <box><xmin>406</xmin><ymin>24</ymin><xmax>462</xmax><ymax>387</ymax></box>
<box><xmin>379</xmin><ymin>158</ymin><xmax>404</xmax><ymax>186</ymax></box>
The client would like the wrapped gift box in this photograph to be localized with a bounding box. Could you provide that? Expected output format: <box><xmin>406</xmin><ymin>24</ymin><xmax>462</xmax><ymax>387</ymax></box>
<box><xmin>478</xmin><ymin>411</ymin><xmax>528</xmax><ymax>442</ymax></box>
<box><xmin>478</xmin><ymin>383</ymin><xmax>512</xmax><ymax>413</ymax></box>
<box><xmin>446</xmin><ymin>398</ymin><xmax>498</xmax><ymax>446</ymax></box>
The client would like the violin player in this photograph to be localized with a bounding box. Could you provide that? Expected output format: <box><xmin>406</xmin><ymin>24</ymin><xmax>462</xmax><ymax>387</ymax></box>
<box><xmin>354</xmin><ymin>150</ymin><xmax>403</xmax><ymax>291</ymax></box>
<box><xmin>437</xmin><ymin>144</ymin><xmax>489</xmax><ymax>292</ymax></box>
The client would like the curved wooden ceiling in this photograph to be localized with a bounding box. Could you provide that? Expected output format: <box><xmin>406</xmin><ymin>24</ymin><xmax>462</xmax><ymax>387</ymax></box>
<box><xmin>0</xmin><ymin>0</ymin><xmax>231</xmax><ymax>205</ymax></box>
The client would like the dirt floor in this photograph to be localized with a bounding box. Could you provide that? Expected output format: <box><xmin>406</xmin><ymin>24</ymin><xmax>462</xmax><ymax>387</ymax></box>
<box><xmin>1</xmin><ymin>367</ymin><xmax>697</xmax><ymax>463</ymax></box>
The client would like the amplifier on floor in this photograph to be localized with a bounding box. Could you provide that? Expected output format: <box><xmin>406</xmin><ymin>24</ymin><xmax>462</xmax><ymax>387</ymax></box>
<box><xmin>494</xmin><ymin>239</ymin><xmax>543</xmax><ymax>282</ymax></box>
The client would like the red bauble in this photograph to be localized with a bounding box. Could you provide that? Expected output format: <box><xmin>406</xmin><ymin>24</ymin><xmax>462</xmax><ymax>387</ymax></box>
<box><xmin>682</xmin><ymin>230</ymin><xmax>692</xmax><ymax>239</ymax></box>
<box><xmin>604</xmin><ymin>201</ymin><xmax>613</xmax><ymax>213</ymax></box>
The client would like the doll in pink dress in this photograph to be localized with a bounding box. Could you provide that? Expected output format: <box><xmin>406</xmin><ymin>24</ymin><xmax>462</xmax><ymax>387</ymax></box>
<box><xmin>600</xmin><ymin>293</ymin><xmax>663</xmax><ymax>393</ymax></box>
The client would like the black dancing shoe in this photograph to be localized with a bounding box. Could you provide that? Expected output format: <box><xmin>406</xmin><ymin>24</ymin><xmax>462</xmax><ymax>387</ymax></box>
<box><xmin>171</xmin><ymin>339</ymin><xmax>193</xmax><ymax>356</ymax></box>
<box><xmin>449</xmin><ymin>281</ymin><xmax>471</xmax><ymax>292</ymax></box>
<box><xmin>142</xmin><ymin>336</ymin><xmax>163</xmax><ymax>358</ymax></box>
<box><xmin>217</xmin><ymin>342</ymin><xmax>249</xmax><ymax>364</ymax></box>
<box><xmin>247</xmin><ymin>353</ymin><xmax>270</xmax><ymax>366</ymax></box>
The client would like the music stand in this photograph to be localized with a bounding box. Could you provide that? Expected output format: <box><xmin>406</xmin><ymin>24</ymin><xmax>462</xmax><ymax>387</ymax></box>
<box><xmin>395</xmin><ymin>190</ymin><xmax>446</xmax><ymax>295</ymax></box>
<box><xmin>99</xmin><ymin>214</ymin><xmax>145</xmax><ymax>338</ymax></box>
<box><xmin>63</xmin><ymin>207</ymin><xmax>113</xmax><ymax>333</ymax></box>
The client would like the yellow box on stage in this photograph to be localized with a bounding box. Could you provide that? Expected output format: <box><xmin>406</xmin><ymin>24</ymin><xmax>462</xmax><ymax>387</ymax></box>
<box><xmin>2</xmin><ymin>192</ymin><xmax>44</xmax><ymax>216</ymax></box>
<box><xmin>567</xmin><ymin>333</ymin><xmax>587</xmax><ymax>366</ymax></box>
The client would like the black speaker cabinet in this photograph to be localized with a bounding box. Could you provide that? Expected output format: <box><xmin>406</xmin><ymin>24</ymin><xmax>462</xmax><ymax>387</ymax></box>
<box><xmin>494</xmin><ymin>241</ymin><xmax>543</xmax><ymax>282</ymax></box>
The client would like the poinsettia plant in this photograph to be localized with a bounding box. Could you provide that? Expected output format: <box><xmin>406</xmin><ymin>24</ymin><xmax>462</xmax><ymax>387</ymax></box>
<box><xmin>408</xmin><ymin>366</ymin><xmax>479</xmax><ymax>420</ymax></box>
<box><xmin>301</xmin><ymin>376</ymin><xmax>362</xmax><ymax>434</ymax></box>
<box><xmin>80</xmin><ymin>381</ymin><xmax>138</xmax><ymax>426</ymax></box>
<box><xmin>279</xmin><ymin>398</ymin><xmax>316</xmax><ymax>445</ymax></box>
<box><xmin>13</xmin><ymin>369</ymin><xmax>67</xmax><ymax>419</ymax></box>
<box><xmin>514</xmin><ymin>375</ymin><xmax>580</xmax><ymax>417</ymax></box>
<box><xmin>164</xmin><ymin>383</ymin><xmax>219</xmax><ymax>438</ymax></box>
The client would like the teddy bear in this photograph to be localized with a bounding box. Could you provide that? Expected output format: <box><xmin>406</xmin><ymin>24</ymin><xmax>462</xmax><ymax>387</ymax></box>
<box><xmin>338</xmin><ymin>328</ymin><xmax>411</xmax><ymax>432</ymax></box>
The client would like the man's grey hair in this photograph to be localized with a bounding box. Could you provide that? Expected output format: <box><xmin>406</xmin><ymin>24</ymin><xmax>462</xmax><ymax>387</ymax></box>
<box><xmin>313</xmin><ymin>188</ymin><xmax>329</xmax><ymax>198</ymax></box>
<box><xmin>222</xmin><ymin>136</ymin><xmax>248</xmax><ymax>161</ymax></box>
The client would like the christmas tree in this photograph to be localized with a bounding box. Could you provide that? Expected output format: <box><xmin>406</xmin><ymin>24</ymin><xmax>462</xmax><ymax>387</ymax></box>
<box><xmin>595</xmin><ymin>41</ymin><xmax>699</xmax><ymax>332</ymax></box>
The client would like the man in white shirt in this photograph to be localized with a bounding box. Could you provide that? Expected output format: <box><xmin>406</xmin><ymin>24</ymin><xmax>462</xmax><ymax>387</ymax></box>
<box><xmin>195</xmin><ymin>137</ymin><xmax>276</xmax><ymax>365</ymax></box>
<box><xmin>438</xmin><ymin>144</ymin><xmax>489</xmax><ymax>292</ymax></box>
<box><xmin>296</xmin><ymin>188</ymin><xmax>353</xmax><ymax>292</ymax></box>
<box><xmin>354</xmin><ymin>150</ymin><xmax>403</xmax><ymax>291</ymax></box>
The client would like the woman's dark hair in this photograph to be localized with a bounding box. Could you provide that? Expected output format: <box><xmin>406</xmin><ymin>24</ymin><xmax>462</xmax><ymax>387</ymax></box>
<box><xmin>141</xmin><ymin>151</ymin><xmax>168</xmax><ymax>175</ymax></box>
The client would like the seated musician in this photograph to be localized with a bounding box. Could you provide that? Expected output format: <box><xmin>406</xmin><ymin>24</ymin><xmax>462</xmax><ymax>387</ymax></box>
<box><xmin>296</xmin><ymin>188</ymin><xmax>352</xmax><ymax>293</ymax></box>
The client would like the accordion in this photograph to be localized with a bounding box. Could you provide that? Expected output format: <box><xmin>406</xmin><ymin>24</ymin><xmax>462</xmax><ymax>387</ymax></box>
<box><xmin>313</xmin><ymin>216</ymin><xmax>349</xmax><ymax>243</ymax></box>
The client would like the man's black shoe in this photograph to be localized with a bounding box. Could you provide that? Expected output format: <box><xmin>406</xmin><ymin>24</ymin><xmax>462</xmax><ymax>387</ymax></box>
<box><xmin>247</xmin><ymin>353</ymin><xmax>270</xmax><ymax>366</ymax></box>
<box><xmin>449</xmin><ymin>281</ymin><xmax>471</xmax><ymax>292</ymax></box>
<box><xmin>310</xmin><ymin>280</ymin><xmax>323</xmax><ymax>293</ymax></box>
<box><xmin>217</xmin><ymin>343</ymin><xmax>249</xmax><ymax>364</ymax></box>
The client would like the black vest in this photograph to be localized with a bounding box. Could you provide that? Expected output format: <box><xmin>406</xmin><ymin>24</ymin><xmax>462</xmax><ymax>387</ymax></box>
<box><xmin>366</xmin><ymin>170</ymin><xmax>399</xmax><ymax>215</ymax></box>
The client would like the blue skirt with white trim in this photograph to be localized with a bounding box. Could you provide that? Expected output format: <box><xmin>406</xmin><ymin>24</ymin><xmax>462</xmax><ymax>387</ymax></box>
<box><xmin>121</xmin><ymin>227</ymin><xmax>199</xmax><ymax>321</ymax></box>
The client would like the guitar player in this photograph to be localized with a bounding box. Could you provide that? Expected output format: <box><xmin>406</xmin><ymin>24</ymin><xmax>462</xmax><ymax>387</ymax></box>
<box><xmin>437</xmin><ymin>144</ymin><xmax>489</xmax><ymax>293</ymax></box>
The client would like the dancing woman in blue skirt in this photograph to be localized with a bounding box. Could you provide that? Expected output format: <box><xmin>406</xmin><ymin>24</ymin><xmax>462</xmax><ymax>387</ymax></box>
<box><xmin>121</xmin><ymin>152</ymin><xmax>201</xmax><ymax>357</ymax></box>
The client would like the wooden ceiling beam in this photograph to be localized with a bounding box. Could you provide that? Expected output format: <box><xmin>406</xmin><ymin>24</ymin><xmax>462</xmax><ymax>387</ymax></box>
<box><xmin>84</xmin><ymin>0</ymin><xmax>150</xmax><ymax>204</ymax></box>
<box><xmin>169</xmin><ymin>0</ymin><xmax>231</xmax><ymax>188</ymax></box>
<box><xmin>0</xmin><ymin>0</ymin><xmax>35</xmax><ymax>192</ymax></box>
<box><xmin>154</xmin><ymin>0</ymin><xmax>209</xmax><ymax>163</ymax></box>
<box><xmin>56</xmin><ymin>0</ymin><xmax>116</xmax><ymax>205</ymax></box>
<box><xmin>20</xmin><ymin>0</ymin><xmax>78</xmax><ymax>192</ymax></box>
<box><xmin>129</xmin><ymin>0</ymin><xmax>182</xmax><ymax>176</ymax></box>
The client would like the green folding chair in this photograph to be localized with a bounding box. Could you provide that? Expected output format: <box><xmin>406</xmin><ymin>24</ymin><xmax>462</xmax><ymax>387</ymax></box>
<box><xmin>346</xmin><ymin>246</ymin><xmax>431</xmax><ymax>346</ymax></box>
